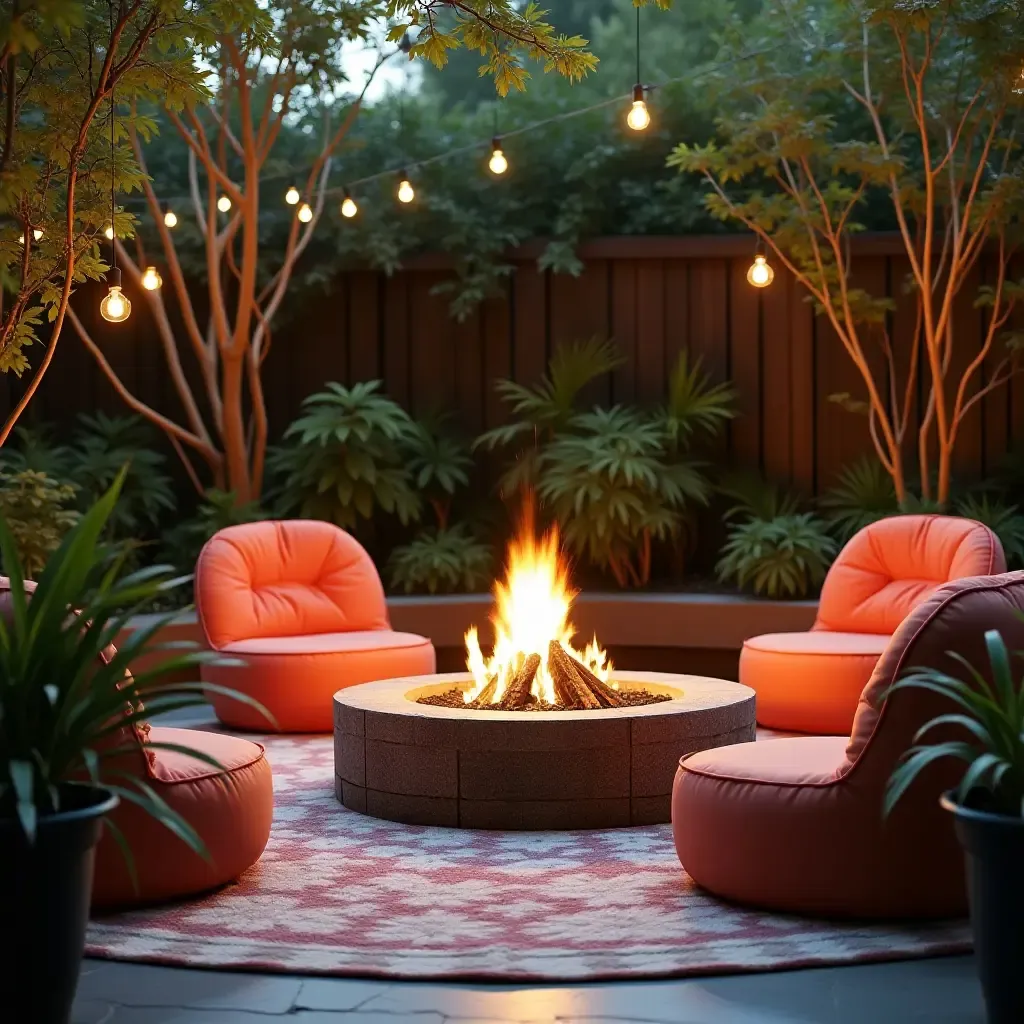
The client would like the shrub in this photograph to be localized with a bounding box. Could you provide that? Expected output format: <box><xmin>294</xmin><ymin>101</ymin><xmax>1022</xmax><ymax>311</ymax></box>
<box><xmin>404</xmin><ymin>415</ymin><xmax>474</xmax><ymax>531</ymax></box>
<box><xmin>0</xmin><ymin>470</ymin><xmax>80</xmax><ymax>578</ymax></box>
<box><xmin>716</xmin><ymin>514</ymin><xmax>837</xmax><ymax>599</ymax></box>
<box><xmin>954</xmin><ymin>494</ymin><xmax>1024</xmax><ymax>569</ymax></box>
<box><xmin>387</xmin><ymin>525</ymin><xmax>493</xmax><ymax>595</ymax></box>
<box><xmin>271</xmin><ymin>381</ymin><xmax>421</xmax><ymax>529</ymax></box>
<box><xmin>819</xmin><ymin>456</ymin><xmax>898</xmax><ymax>542</ymax></box>
<box><xmin>160</xmin><ymin>489</ymin><xmax>267</xmax><ymax>578</ymax></box>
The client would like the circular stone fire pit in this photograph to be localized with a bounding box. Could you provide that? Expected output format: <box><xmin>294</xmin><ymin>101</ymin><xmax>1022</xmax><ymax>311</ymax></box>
<box><xmin>333</xmin><ymin>672</ymin><xmax>755</xmax><ymax>830</ymax></box>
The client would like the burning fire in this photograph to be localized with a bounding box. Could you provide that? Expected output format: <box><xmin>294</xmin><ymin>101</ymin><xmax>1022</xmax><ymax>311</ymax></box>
<box><xmin>464</xmin><ymin>513</ymin><xmax>612</xmax><ymax>706</ymax></box>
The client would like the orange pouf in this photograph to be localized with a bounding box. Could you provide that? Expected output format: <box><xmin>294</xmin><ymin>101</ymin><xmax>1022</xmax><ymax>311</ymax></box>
<box><xmin>742</xmin><ymin>515</ymin><xmax>1004</xmax><ymax>734</ymax></box>
<box><xmin>674</xmin><ymin>571</ymin><xmax>1024</xmax><ymax>919</ymax></box>
<box><xmin>196</xmin><ymin>520</ymin><xmax>436</xmax><ymax>733</ymax></box>
<box><xmin>93</xmin><ymin>726</ymin><xmax>273</xmax><ymax>910</ymax></box>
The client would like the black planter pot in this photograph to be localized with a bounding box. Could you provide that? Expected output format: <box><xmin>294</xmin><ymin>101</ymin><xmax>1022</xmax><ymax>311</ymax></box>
<box><xmin>0</xmin><ymin>784</ymin><xmax>118</xmax><ymax>1024</ymax></box>
<box><xmin>941</xmin><ymin>792</ymin><xmax>1024</xmax><ymax>1024</ymax></box>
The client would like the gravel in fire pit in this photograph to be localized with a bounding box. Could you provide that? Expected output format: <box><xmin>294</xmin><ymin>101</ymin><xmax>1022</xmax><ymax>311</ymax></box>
<box><xmin>417</xmin><ymin>686</ymin><xmax>673</xmax><ymax>712</ymax></box>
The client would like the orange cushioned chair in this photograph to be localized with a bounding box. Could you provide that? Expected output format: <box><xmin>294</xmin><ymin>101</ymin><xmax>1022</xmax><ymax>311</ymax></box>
<box><xmin>742</xmin><ymin>514</ymin><xmax>1004</xmax><ymax>734</ymax></box>
<box><xmin>0</xmin><ymin>578</ymin><xmax>273</xmax><ymax>911</ymax></box>
<box><xmin>196</xmin><ymin>520</ymin><xmax>436</xmax><ymax>733</ymax></box>
<box><xmin>673</xmin><ymin>570</ymin><xmax>1024</xmax><ymax>919</ymax></box>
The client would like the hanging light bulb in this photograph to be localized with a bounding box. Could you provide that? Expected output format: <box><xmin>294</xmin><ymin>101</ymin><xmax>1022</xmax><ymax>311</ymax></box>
<box><xmin>285</xmin><ymin>185</ymin><xmax>300</xmax><ymax>206</ymax></box>
<box><xmin>217</xmin><ymin>195</ymin><xmax>232</xmax><ymax>213</ymax></box>
<box><xmin>397</xmin><ymin>170</ymin><xmax>415</xmax><ymax>204</ymax></box>
<box><xmin>488</xmin><ymin>137</ymin><xmax>508</xmax><ymax>175</ymax></box>
<box><xmin>297</xmin><ymin>202</ymin><xmax>313</xmax><ymax>223</ymax></box>
<box><xmin>104</xmin><ymin>224</ymin><xmax>115</xmax><ymax>240</ymax></box>
<box><xmin>340</xmin><ymin>190</ymin><xmax>358</xmax><ymax>218</ymax></box>
<box><xmin>627</xmin><ymin>84</ymin><xmax>651</xmax><ymax>131</ymax></box>
<box><xmin>100</xmin><ymin>267</ymin><xmax>131</xmax><ymax>322</ymax></box>
<box><xmin>141</xmin><ymin>265</ymin><xmax>163</xmax><ymax>291</ymax></box>
<box><xmin>747</xmin><ymin>253</ymin><xmax>775</xmax><ymax>288</ymax></box>
<box><xmin>163</xmin><ymin>208</ymin><xmax>178</xmax><ymax>228</ymax></box>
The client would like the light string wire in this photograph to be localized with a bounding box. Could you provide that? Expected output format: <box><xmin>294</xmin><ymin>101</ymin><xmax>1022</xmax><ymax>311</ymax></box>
<box><xmin>117</xmin><ymin>43</ymin><xmax>776</xmax><ymax>210</ymax></box>
<box><xmin>109</xmin><ymin>1</ymin><xmax>116</xmax><ymax>271</ymax></box>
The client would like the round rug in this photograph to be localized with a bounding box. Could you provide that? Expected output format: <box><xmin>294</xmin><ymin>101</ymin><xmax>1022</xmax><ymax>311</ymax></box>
<box><xmin>86</xmin><ymin>734</ymin><xmax>970</xmax><ymax>981</ymax></box>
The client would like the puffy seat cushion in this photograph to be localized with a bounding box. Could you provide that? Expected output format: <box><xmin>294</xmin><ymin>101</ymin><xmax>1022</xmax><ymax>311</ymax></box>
<box><xmin>92</xmin><ymin>727</ymin><xmax>273</xmax><ymax>910</ymax></box>
<box><xmin>203</xmin><ymin>630</ymin><xmax>436</xmax><ymax>732</ymax></box>
<box><xmin>672</xmin><ymin>737</ymin><xmax>963</xmax><ymax>918</ymax></box>
<box><xmin>741</xmin><ymin>631</ymin><xmax>889</xmax><ymax>735</ymax></box>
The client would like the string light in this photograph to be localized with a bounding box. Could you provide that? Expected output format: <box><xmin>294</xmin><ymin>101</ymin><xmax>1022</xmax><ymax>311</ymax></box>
<box><xmin>285</xmin><ymin>185</ymin><xmax>300</xmax><ymax>205</ymax></box>
<box><xmin>100</xmin><ymin>268</ymin><xmax>131</xmax><ymax>321</ymax></box>
<box><xmin>101</xmin><ymin>19</ymin><xmax>130</xmax><ymax>325</ymax></box>
<box><xmin>626</xmin><ymin>8</ymin><xmax>650</xmax><ymax>131</ymax></box>
<box><xmin>141</xmin><ymin>265</ymin><xmax>163</xmax><ymax>291</ymax></box>
<box><xmin>341</xmin><ymin>190</ymin><xmax>358</xmax><ymax>218</ymax></box>
<box><xmin>163</xmin><ymin>208</ymin><xmax>178</xmax><ymax>228</ymax></box>
<box><xmin>397</xmin><ymin>170</ymin><xmax>415</xmax><ymax>204</ymax></box>
<box><xmin>488</xmin><ymin>136</ymin><xmax>508</xmax><ymax>175</ymax></box>
<box><xmin>18</xmin><ymin>228</ymin><xmax>43</xmax><ymax>244</ymax></box>
<box><xmin>217</xmin><ymin>195</ymin><xmax>232</xmax><ymax>213</ymax></box>
<box><xmin>747</xmin><ymin>253</ymin><xmax>774</xmax><ymax>288</ymax></box>
<box><xmin>297</xmin><ymin>202</ymin><xmax>313</xmax><ymax>223</ymax></box>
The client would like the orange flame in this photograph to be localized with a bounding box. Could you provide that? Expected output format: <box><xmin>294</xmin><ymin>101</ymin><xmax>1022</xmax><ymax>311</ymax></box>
<box><xmin>464</xmin><ymin>509</ymin><xmax>612</xmax><ymax>705</ymax></box>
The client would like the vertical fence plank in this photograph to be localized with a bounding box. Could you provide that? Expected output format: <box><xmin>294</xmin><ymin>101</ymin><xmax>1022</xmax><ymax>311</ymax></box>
<box><xmin>790</xmin><ymin>275</ymin><xmax>815</xmax><ymax>492</ymax></box>
<box><xmin>610</xmin><ymin>260</ymin><xmax>637</xmax><ymax>404</ymax></box>
<box><xmin>950</xmin><ymin>263</ymin><xmax>984</xmax><ymax>487</ymax></box>
<box><xmin>889</xmin><ymin>254</ymin><xmax>921</xmax><ymax>485</ymax></box>
<box><xmin>981</xmin><ymin>252</ymin><xmax>1010</xmax><ymax>479</ymax></box>
<box><xmin>513</xmin><ymin>264</ymin><xmax>548</xmax><ymax>385</ymax></box>
<box><xmin>482</xmin><ymin>282</ymin><xmax>512</xmax><ymax>429</ymax></box>
<box><xmin>348</xmin><ymin>271</ymin><xmax>380</xmax><ymax>383</ymax></box>
<box><xmin>729</xmin><ymin>257</ymin><xmax>762</xmax><ymax>471</ymax></box>
<box><xmin>409</xmin><ymin>271</ymin><xmax>455</xmax><ymax>418</ymax></box>
<box><xmin>688</xmin><ymin>259</ymin><xmax>729</xmax><ymax>381</ymax></box>
<box><xmin>760</xmin><ymin>265</ymin><xmax>793</xmax><ymax>483</ymax></box>
<box><xmin>549</xmin><ymin>261</ymin><xmax>612</xmax><ymax>406</ymax></box>
<box><xmin>454</xmin><ymin>302</ymin><xmax>485</xmax><ymax>434</ymax></box>
<box><xmin>382</xmin><ymin>274</ymin><xmax>410</xmax><ymax>407</ymax></box>
<box><xmin>663</xmin><ymin>260</ymin><xmax>689</xmax><ymax>383</ymax></box>
<box><xmin>635</xmin><ymin>260</ymin><xmax>665</xmax><ymax>404</ymax></box>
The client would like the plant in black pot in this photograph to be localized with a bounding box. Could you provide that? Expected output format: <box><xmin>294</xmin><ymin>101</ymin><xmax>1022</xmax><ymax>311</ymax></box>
<box><xmin>885</xmin><ymin>628</ymin><xmax>1024</xmax><ymax>1024</ymax></box>
<box><xmin>0</xmin><ymin>473</ymin><xmax>265</xmax><ymax>1024</ymax></box>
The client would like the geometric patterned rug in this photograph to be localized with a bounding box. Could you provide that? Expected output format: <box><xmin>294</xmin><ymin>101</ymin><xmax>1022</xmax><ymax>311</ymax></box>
<box><xmin>85</xmin><ymin>735</ymin><xmax>971</xmax><ymax>981</ymax></box>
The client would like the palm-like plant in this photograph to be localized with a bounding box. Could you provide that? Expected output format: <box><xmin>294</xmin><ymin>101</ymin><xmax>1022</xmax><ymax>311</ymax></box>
<box><xmin>403</xmin><ymin>415</ymin><xmax>474</xmax><ymax>531</ymax></box>
<box><xmin>475</xmin><ymin>337</ymin><xmax>624</xmax><ymax>493</ymax></box>
<box><xmin>271</xmin><ymin>381</ymin><xmax>421</xmax><ymax>529</ymax></box>
<box><xmin>0</xmin><ymin>472</ymin><xmax>269</xmax><ymax>857</ymax></box>
<box><xmin>658</xmin><ymin>351</ymin><xmax>736</xmax><ymax>452</ymax></box>
<box><xmin>538</xmin><ymin>406</ymin><xmax>711</xmax><ymax>588</ymax></box>
<box><xmin>885</xmin><ymin>629</ymin><xmax>1024</xmax><ymax>820</ymax></box>
<box><xmin>819</xmin><ymin>456</ymin><xmax>899</xmax><ymax>542</ymax></box>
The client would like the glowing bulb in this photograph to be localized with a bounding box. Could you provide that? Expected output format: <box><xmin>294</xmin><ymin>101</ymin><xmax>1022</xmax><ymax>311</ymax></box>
<box><xmin>104</xmin><ymin>224</ymin><xmax>114</xmax><ymax>240</ymax></box>
<box><xmin>397</xmin><ymin>173</ymin><xmax>415</xmax><ymax>204</ymax></box>
<box><xmin>627</xmin><ymin>99</ymin><xmax>651</xmax><ymax>131</ymax></box>
<box><xmin>285</xmin><ymin>185</ymin><xmax>300</xmax><ymax>205</ymax></box>
<box><xmin>297</xmin><ymin>202</ymin><xmax>313</xmax><ymax>223</ymax></box>
<box><xmin>747</xmin><ymin>254</ymin><xmax>775</xmax><ymax>288</ymax></box>
<box><xmin>141</xmin><ymin>265</ymin><xmax>163</xmax><ymax>291</ymax></box>
<box><xmin>164</xmin><ymin>209</ymin><xmax>178</xmax><ymax>228</ymax></box>
<box><xmin>341</xmin><ymin>193</ymin><xmax>358</xmax><ymax>218</ymax></box>
<box><xmin>99</xmin><ymin>269</ymin><xmax>131</xmax><ymax>322</ymax></box>
<box><xmin>488</xmin><ymin>137</ymin><xmax>508</xmax><ymax>175</ymax></box>
<box><xmin>217</xmin><ymin>195</ymin><xmax>231</xmax><ymax>213</ymax></box>
<box><xmin>18</xmin><ymin>229</ymin><xmax>42</xmax><ymax>244</ymax></box>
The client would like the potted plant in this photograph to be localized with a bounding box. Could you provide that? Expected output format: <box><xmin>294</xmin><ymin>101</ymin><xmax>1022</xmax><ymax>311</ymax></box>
<box><xmin>0</xmin><ymin>473</ymin><xmax>266</xmax><ymax>1024</ymax></box>
<box><xmin>885</xmin><ymin>628</ymin><xmax>1024</xmax><ymax>1024</ymax></box>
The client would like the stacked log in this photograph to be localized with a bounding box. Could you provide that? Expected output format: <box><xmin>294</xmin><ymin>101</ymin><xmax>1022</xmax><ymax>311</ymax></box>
<box><xmin>547</xmin><ymin>641</ymin><xmax>625</xmax><ymax>709</ymax></box>
<box><xmin>496</xmin><ymin>653</ymin><xmax>542</xmax><ymax>710</ymax></box>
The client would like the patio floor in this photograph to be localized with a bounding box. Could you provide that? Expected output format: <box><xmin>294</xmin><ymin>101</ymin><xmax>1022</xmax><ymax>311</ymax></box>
<box><xmin>73</xmin><ymin>954</ymin><xmax>982</xmax><ymax>1023</ymax></box>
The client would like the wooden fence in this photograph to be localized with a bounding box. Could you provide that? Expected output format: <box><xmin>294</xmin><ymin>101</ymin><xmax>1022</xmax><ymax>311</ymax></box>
<box><xmin>7</xmin><ymin>234</ymin><xmax>1024</xmax><ymax>493</ymax></box>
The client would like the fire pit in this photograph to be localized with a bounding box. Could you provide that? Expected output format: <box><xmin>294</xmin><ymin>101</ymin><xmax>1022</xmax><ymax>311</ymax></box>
<box><xmin>333</xmin><ymin>514</ymin><xmax>756</xmax><ymax>829</ymax></box>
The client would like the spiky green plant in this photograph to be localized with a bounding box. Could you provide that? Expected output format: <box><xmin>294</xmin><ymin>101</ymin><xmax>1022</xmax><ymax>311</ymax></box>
<box><xmin>387</xmin><ymin>525</ymin><xmax>493</xmax><ymax>595</ymax></box>
<box><xmin>0</xmin><ymin>472</ymin><xmax>272</xmax><ymax>863</ymax></box>
<box><xmin>403</xmin><ymin>416</ymin><xmax>474</xmax><ymax>530</ymax></box>
<box><xmin>886</xmin><ymin>628</ymin><xmax>1024</xmax><ymax>819</ymax></box>
<box><xmin>271</xmin><ymin>381</ymin><xmax>421</xmax><ymax>529</ymax></box>
<box><xmin>659</xmin><ymin>351</ymin><xmax>736</xmax><ymax>452</ymax></box>
<box><xmin>716</xmin><ymin>513</ymin><xmax>837</xmax><ymax>599</ymax></box>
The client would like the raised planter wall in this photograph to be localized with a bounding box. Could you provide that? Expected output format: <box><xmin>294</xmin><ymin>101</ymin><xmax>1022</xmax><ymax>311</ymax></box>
<box><xmin>118</xmin><ymin>593</ymin><xmax>817</xmax><ymax>683</ymax></box>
